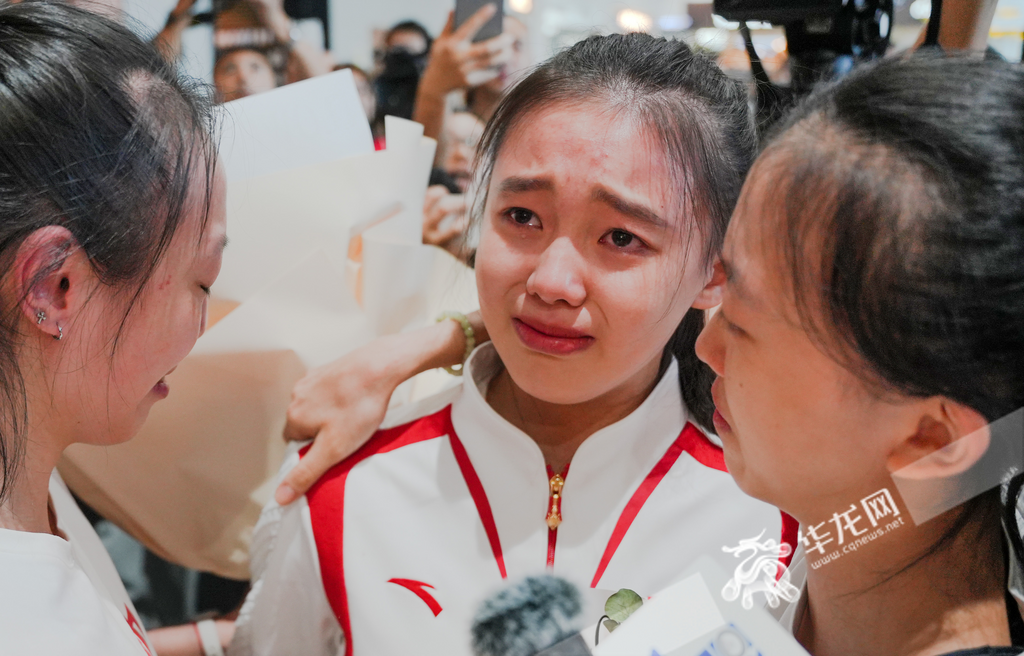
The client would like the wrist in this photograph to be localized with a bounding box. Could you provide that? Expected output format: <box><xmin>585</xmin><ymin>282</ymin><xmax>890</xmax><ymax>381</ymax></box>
<box><xmin>417</xmin><ymin>71</ymin><xmax>455</xmax><ymax>100</ymax></box>
<box><xmin>164</xmin><ymin>11</ymin><xmax>190</xmax><ymax>29</ymax></box>
<box><xmin>262</xmin><ymin>11</ymin><xmax>293</xmax><ymax>43</ymax></box>
<box><xmin>373</xmin><ymin>331</ymin><xmax>426</xmax><ymax>389</ymax></box>
<box><xmin>467</xmin><ymin>310</ymin><xmax>488</xmax><ymax>345</ymax></box>
<box><xmin>409</xmin><ymin>318</ymin><xmax>470</xmax><ymax>375</ymax></box>
<box><xmin>435</xmin><ymin>311</ymin><xmax>475</xmax><ymax>375</ymax></box>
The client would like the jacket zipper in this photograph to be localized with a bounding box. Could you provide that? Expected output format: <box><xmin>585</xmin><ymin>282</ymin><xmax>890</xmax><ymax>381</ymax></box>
<box><xmin>545</xmin><ymin>464</ymin><xmax>570</xmax><ymax>569</ymax></box>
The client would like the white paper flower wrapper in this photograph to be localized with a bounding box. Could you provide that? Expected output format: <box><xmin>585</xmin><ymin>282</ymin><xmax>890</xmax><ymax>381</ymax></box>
<box><xmin>58</xmin><ymin>72</ymin><xmax>447</xmax><ymax>577</ymax></box>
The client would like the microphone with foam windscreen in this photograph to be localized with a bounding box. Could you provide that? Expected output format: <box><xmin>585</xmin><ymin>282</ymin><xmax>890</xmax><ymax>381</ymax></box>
<box><xmin>471</xmin><ymin>576</ymin><xmax>592</xmax><ymax>656</ymax></box>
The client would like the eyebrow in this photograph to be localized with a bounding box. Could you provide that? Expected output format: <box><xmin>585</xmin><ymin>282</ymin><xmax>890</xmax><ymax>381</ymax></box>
<box><xmin>497</xmin><ymin>176</ymin><xmax>554</xmax><ymax>195</ymax></box>
<box><xmin>592</xmin><ymin>187</ymin><xmax>668</xmax><ymax>229</ymax></box>
<box><xmin>720</xmin><ymin>256</ymin><xmax>736</xmax><ymax>282</ymax></box>
<box><xmin>218</xmin><ymin>235</ymin><xmax>229</xmax><ymax>252</ymax></box>
<box><xmin>720</xmin><ymin>255</ymin><xmax>754</xmax><ymax>303</ymax></box>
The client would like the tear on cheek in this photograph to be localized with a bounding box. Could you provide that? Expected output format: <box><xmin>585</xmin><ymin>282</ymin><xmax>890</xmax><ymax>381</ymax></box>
<box><xmin>199</xmin><ymin>300</ymin><xmax>208</xmax><ymax>336</ymax></box>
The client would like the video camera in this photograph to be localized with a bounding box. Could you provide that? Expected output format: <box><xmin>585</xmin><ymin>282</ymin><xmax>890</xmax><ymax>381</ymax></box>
<box><xmin>713</xmin><ymin>0</ymin><xmax>893</xmax><ymax>94</ymax></box>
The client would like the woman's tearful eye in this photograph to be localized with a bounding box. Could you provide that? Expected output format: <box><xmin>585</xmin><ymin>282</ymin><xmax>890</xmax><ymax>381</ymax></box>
<box><xmin>508</xmin><ymin>208</ymin><xmax>538</xmax><ymax>226</ymax></box>
<box><xmin>601</xmin><ymin>229</ymin><xmax>647</xmax><ymax>252</ymax></box>
<box><xmin>610</xmin><ymin>230</ymin><xmax>634</xmax><ymax>248</ymax></box>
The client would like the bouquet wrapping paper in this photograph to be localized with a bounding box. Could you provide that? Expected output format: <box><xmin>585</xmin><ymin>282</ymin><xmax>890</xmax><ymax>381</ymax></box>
<box><xmin>58</xmin><ymin>73</ymin><xmax>463</xmax><ymax>579</ymax></box>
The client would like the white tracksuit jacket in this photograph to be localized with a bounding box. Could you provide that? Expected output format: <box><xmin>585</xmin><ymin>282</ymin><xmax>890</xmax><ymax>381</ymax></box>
<box><xmin>232</xmin><ymin>344</ymin><xmax>794</xmax><ymax>656</ymax></box>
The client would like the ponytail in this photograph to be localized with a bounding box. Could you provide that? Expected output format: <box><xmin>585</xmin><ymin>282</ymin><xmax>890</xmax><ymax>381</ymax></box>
<box><xmin>665</xmin><ymin>308</ymin><xmax>716</xmax><ymax>430</ymax></box>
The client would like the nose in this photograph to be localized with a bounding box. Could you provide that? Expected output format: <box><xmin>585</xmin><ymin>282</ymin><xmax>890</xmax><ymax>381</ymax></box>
<box><xmin>525</xmin><ymin>237</ymin><xmax>586</xmax><ymax>307</ymax></box>
<box><xmin>695</xmin><ymin>310</ymin><xmax>725</xmax><ymax>377</ymax></box>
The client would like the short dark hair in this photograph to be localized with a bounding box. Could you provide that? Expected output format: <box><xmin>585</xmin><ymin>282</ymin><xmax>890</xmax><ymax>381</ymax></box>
<box><xmin>0</xmin><ymin>2</ymin><xmax>217</xmax><ymax>502</ymax></box>
<box><xmin>760</xmin><ymin>52</ymin><xmax>1024</xmax><ymax>573</ymax></box>
<box><xmin>386</xmin><ymin>20</ymin><xmax>432</xmax><ymax>54</ymax></box>
<box><xmin>765</xmin><ymin>53</ymin><xmax>1024</xmax><ymax>426</ymax></box>
<box><xmin>471</xmin><ymin>33</ymin><xmax>757</xmax><ymax>428</ymax></box>
<box><xmin>334</xmin><ymin>62</ymin><xmax>369</xmax><ymax>79</ymax></box>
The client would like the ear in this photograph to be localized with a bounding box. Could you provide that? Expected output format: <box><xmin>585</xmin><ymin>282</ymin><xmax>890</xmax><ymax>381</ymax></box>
<box><xmin>887</xmin><ymin>400</ymin><xmax>991</xmax><ymax>481</ymax></box>
<box><xmin>13</xmin><ymin>227</ymin><xmax>93</xmax><ymax>342</ymax></box>
<box><xmin>691</xmin><ymin>259</ymin><xmax>725</xmax><ymax>310</ymax></box>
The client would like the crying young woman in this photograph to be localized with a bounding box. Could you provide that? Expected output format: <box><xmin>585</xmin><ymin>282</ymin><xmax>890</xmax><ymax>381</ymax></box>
<box><xmin>232</xmin><ymin>33</ymin><xmax>794</xmax><ymax>656</ymax></box>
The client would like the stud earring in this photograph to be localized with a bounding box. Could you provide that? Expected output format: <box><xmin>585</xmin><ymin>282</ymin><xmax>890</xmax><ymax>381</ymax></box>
<box><xmin>54</xmin><ymin>325</ymin><xmax>62</xmax><ymax>341</ymax></box>
<box><xmin>36</xmin><ymin>310</ymin><xmax>46</xmax><ymax>325</ymax></box>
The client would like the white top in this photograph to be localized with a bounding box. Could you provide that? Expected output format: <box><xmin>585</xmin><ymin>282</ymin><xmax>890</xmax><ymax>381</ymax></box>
<box><xmin>0</xmin><ymin>471</ymin><xmax>154</xmax><ymax>656</ymax></box>
<box><xmin>231</xmin><ymin>344</ymin><xmax>790</xmax><ymax>656</ymax></box>
<box><xmin>776</xmin><ymin>543</ymin><xmax>808</xmax><ymax>633</ymax></box>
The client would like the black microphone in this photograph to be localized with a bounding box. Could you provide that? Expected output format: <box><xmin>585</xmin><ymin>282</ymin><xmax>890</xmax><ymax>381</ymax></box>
<box><xmin>471</xmin><ymin>576</ymin><xmax>591</xmax><ymax>656</ymax></box>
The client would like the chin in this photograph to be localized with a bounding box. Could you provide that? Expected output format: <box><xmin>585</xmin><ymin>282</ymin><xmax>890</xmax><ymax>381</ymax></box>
<box><xmin>108</xmin><ymin>406</ymin><xmax>155</xmax><ymax>446</ymax></box>
<box><xmin>503</xmin><ymin>357</ymin><xmax>614</xmax><ymax>406</ymax></box>
<box><xmin>721</xmin><ymin>450</ymin><xmax>771</xmax><ymax>504</ymax></box>
<box><xmin>79</xmin><ymin>420</ymin><xmax>144</xmax><ymax>448</ymax></box>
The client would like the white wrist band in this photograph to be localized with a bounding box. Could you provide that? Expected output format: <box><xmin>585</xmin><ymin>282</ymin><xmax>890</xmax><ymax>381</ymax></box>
<box><xmin>195</xmin><ymin>619</ymin><xmax>225</xmax><ymax>656</ymax></box>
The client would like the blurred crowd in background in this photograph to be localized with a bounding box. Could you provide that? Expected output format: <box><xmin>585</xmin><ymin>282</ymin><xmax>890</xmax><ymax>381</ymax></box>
<box><xmin>135</xmin><ymin>0</ymin><xmax>1024</xmax><ymax>264</ymax></box>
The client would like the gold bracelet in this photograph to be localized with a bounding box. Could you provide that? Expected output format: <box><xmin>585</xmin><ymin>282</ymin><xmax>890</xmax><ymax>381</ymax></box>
<box><xmin>436</xmin><ymin>311</ymin><xmax>475</xmax><ymax>376</ymax></box>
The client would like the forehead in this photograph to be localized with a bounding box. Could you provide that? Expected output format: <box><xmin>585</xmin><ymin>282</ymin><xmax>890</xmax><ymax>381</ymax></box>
<box><xmin>729</xmin><ymin>154</ymin><xmax>776</xmax><ymax>240</ymax></box>
<box><xmin>388</xmin><ymin>29</ymin><xmax>426</xmax><ymax>48</ymax></box>
<box><xmin>494</xmin><ymin>103</ymin><xmax>674</xmax><ymax>201</ymax></box>
<box><xmin>216</xmin><ymin>50</ymin><xmax>269</xmax><ymax>72</ymax></box>
<box><xmin>724</xmin><ymin>148</ymin><xmax>822</xmax><ymax>314</ymax></box>
<box><xmin>203</xmin><ymin>166</ymin><xmax>228</xmax><ymax>240</ymax></box>
<box><xmin>168</xmin><ymin>158</ymin><xmax>226</xmax><ymax>254</ymax></box>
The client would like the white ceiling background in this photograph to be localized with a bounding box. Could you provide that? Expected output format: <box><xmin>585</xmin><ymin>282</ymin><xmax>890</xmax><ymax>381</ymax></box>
<box><xmin>120</xmin><ymin>0</ymin><xmax>1022</xmax><ymax>84</ymax></box>
<box><xmin>121</xmin><ymin>0</ymin><xmax>724</xmax><ymax>81</ymax></box>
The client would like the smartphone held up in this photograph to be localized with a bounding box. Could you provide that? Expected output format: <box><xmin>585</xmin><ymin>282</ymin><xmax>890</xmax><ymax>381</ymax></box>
<box><xmin>454</xmin><ymin>0</ymin><xmax>503</xmax><ymax>42</ymax></box>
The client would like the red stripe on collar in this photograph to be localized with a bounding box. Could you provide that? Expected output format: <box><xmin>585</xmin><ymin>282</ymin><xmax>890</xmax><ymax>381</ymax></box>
<box><xmin>590</xmin><ymin>422</ymin><xmax>707</xmax><ymax>588</ymax></box>
<box><xmin>303</xmin><ymin>405</ymin><xmax>455</xmax><ymax>656</ymax></box>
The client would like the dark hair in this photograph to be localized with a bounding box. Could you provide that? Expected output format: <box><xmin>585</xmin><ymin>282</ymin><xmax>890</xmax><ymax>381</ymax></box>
<box><xmin>0</xmin><ymin>2</ymin><xmax>217</xmax><ymax>503</ymax></box>
<box><xmin>471</xmin><ymin>33</ymin><xmax>757</xmax><ymax>428</ymax></box>
<box><xmin>386</xmin><ymin>20</ymin><xmax>432</xmax><ymax>55</ymax></box>
<box><xmin>764</xmin><ymin>53</ymin><xmax>1024</xmax><ymax>431</ymax></box>
<box><xmin>334</xmin><ymin>62</ymin><xmax>369</xmax><ymax>79</ymax></box>
<box><xmin>760</xmin><ymin>54</ymin><xmax>1024</xmax><ymax>570</ymax></box>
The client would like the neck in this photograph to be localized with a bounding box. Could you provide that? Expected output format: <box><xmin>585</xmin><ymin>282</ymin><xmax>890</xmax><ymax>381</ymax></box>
<box><xmin>0</xmin><ymin>342</ymin><xmax>69</xmax><ymax>535</ymax></box>
<box><xmin>485</xmin><ymin>357</ymin><xmax>662</xmax><ymax>471</ymax></box>
<box><xmin>0</xmin><ymin>423</ymin><xmax>63</xmax><ymax>534</ymax></box>
<box><xmin>797</xmin><ymin>502</ymin><xmax>1010</xmax><ymax>656</ymax></box>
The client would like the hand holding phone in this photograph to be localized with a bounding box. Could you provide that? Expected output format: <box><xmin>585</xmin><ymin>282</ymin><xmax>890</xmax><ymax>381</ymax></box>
<box><xmin>418</xmin><ymin>5</ymin><xmax>515</xmax><ymax>95</ymax></box>
<box><xmin>454</xmin><ymin>0</ymin><xmax>504</xmax><ymax>42</ymax></box>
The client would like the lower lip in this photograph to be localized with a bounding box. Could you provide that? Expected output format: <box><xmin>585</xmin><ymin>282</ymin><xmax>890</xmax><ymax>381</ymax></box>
<box><xmin>152</xmin><ymin>379</ymin><xmax>169</xmax><ymax>399</ymax></box>
<box><xmin>512</xmin><ymin>319</ymin><xmax>594</xmax><ymax>356</ymax></box>
<box><xmin>712</xmin><ymin>408</ymin><xmax>732</xmax><ymax>435</ymax></box>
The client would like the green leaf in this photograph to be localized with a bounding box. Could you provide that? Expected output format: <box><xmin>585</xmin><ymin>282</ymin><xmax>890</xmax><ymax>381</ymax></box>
<box><xmin>602</xmin><ymin>618</ymin><xmax>619</xmax><ymax>633</ymax></box>
<box><xmin>604</xmin><ymin>588</ymin><xmax>643</xmax><ymax>623</ymax></box>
